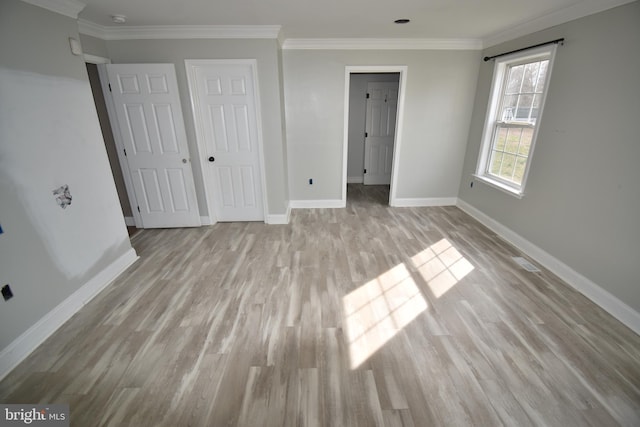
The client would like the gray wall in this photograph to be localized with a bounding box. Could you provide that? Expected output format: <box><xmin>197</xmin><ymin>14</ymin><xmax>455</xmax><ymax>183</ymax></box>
<box><xmin>347</xmin><ymin>73</ymin><xmax>400</xmax><ymax>181</ymax></box>
<box><xmin>104</xmin><ymin>39</ymin><xmax>290</xmax><ymax>217</ymax></box>
<box><xmin>79</xmin><ymin>33</ymin><xmax>109</xmax><ymax>58</ymax></box>
<box><xmin>458</xmin><ymin>2</ymin><xmax>640</xmax><ymax>311</ymax></box>
<box><xmin>0</xmin><ymin>0</ymin><xmax>132</xmax><ymax>348</ymax></box>
<box><xmin>282</xmin><ymin>49</ymin><xmax>480</xmax><ymax>201</ymax></box>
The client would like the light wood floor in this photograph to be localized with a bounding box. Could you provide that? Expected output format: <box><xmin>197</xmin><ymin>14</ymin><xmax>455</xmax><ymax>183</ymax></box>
<box><xmin>2</xmin><ymin>184</ymin><xmax>639</xmax><ymax>426</ymax></box>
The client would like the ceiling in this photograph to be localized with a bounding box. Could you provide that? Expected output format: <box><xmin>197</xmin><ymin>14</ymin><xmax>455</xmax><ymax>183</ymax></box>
<box><xmin>78</xmin><ymin>0</ymin><xmax>633</xmax><ymax>45</ymax></box>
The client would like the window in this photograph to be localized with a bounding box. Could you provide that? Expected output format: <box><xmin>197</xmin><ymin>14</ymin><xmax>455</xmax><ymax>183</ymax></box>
<box><xmin>476</xmin><ymin>45</ymin><xmax>557</xmax><ymax>197</ymax></box>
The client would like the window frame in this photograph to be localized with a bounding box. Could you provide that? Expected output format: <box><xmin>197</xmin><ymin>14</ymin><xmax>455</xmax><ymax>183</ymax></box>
<box><xmin>475</xmin><ymin>44</ymin><xmax>558</xmax><ymax>198</ymax></box>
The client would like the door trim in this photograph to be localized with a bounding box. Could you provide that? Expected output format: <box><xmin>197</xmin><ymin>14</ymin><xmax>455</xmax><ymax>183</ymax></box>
<box><xmin>185</xmin><ymin>59</ymin><xmax>268</xmax><ymax>224</ymax></box>
<box><xmin>342</xmin><ymin>66</ymin><xmax>407</xmax><ymax>206</ymax></box>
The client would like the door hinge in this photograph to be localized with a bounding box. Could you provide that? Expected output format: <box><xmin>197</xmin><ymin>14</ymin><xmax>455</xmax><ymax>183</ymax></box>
<box><xmin>365</xmin><ymin>132</ymin><xmax>368</xmax><ymax>137</ymax></box>
<box><xmin>108</xmin><ymin>83</ymin><xmax>112</xmax><ymax>92</ymax></box>
<box><xmin>123</xmin><ymin>148</ymin><xmax>127</xmax><ymax>156</ymax></box>
<box><xmin>366</xmin><ymin>93</ymin><xmax>370</xmax><ymax>99</ymax></box>
<box><xmin>364</xmin><ymin>168</ymin><xmax>367</xmax><ymax>174</ymax></box>
<box><xmin>137</xmin><ymin>206</ymin><xmax>140</xmax><ymax>213</ymax></box>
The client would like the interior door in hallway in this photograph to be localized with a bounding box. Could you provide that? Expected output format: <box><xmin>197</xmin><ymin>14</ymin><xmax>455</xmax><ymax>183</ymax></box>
<box><xmin>105</xmin><ymin>63</ymin><xmax>201</xmax><ymax>228</ymax></box>
<box><xmin>364</xmin><ymin>82</ymin><xmax>398</xmax><ymax>185</ymax></box>
<box><xmin>186</xmin><ymin>60</ymin><xmax>265</xmax><ymax>222</ymax></box>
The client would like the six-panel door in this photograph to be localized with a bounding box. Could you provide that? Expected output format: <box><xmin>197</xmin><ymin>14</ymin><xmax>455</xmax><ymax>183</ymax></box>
<box><xmin>187</xmin><ymin>61</ymin><xmax>265</xmax><ymax>222</ymax></box>
<box><xmin>364</xmin><ymin>82</ymin><xmax>399</xmax><ymax>186</ymax></box>
<box><xmin>106</xmin><ymin>64</ymin><xmax>201</xmax><ymax>228</ymax></box>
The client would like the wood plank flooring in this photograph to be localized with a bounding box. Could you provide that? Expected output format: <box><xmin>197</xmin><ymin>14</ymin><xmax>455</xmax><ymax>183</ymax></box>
<box><xmin>2</xmin><ymin>184</ymin><xmax>639</xmax><ymax>426</ymax></box>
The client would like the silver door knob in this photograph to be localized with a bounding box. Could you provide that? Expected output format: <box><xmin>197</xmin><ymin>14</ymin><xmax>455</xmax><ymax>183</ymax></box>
<box><xmin>182</xmin><ymin>158</ymin><xmax>187</xmax><ymax>164</ymax></box>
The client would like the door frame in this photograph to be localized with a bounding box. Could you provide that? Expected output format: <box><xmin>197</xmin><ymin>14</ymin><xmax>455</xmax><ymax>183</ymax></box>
<box><xmin>342</xmin><ymin>66</ymin><xmax>407</xmax><ymax>206</ymax></box>
<box><xmin>185</xmin><ymin>59</ymin><xmax>268</xmax><ymax>224</ymax></box>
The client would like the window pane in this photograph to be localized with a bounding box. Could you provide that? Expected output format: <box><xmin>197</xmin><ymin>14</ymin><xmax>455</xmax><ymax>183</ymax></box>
<box><xmin>494</xmin><ymin>127</ymin><xmax>507</xmax><ymax>150</ymax></box>
<box><xmin>489</xmin><ymin>151</ymin><xmax>503</xmax><ymax>175</ymax></box>
<box><xmin>516</xmin><ymin>94</ymin><xmax>534</xmax><ymax>121</ymax></box>
<box><xmin>522</xmin><ymin>62</ymin><xmax>539</xmax><ymax>93</ymax></box>
<box><xmin>499</xmin><ymin>153</ymin><xmax>516</xmax><ymax>180</ymax></box>
<box><xmin>490</xmin><ymin>125</ymin><xmax>531</xmax><ymax>185</ymax></box>
<box><xmin>505</xmin><ymin>128</ymin><xmax>521</xmax><ymax>154</ymax></box>
<box><xmin>514</xmin><ymin>156</ymin><xmax>527</xmax><ymax>184</ymax></box>
<box><xmin>531</xmin><ymin>95</ymin><xmax>541</xmax><ymax>122</ymax></box>
<box><xmin>501</xmin><ymin>95</ymin><xmax>518</xmax><ymax>121</ymax></box>
<box><xmin>518</xmin><ymin>128</ymin><xmax>534</xmax><ymax>156</ymax></box>
<box><xmin>535</xmin><ymin>61</ymin><xmax>549</xmax><ymax>92</ymax></box>
<box><xmin>506</xmin><ymin>64</ymin><xmax>524</xmax><ymax>94</ymax></box>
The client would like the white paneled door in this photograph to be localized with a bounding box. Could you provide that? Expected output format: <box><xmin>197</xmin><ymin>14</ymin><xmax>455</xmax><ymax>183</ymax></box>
<box><xmin>186</xmin><ymin>60</ymin><xmax>265</xmax><ymax>222</ymax></box>
<box><xmin>364</xmin><ymin>82</ymin><xmax>399</xmax><ymax>185</ymax></box>
<box><xmin>106</xmin><ymin>64</ymin><xmax>201</xmax><ymax>228</ymax></box>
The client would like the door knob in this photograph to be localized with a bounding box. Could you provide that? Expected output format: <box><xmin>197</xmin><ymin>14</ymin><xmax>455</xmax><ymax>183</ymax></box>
<box><xmin>208</xmin><ymin>156</ymin><xmax>215</xmax><ymax>162</ymax></box>
<box><xmin>182</xmin><ymin>158</ymin><xmax>188</xmax><ymax>164</ymax></box>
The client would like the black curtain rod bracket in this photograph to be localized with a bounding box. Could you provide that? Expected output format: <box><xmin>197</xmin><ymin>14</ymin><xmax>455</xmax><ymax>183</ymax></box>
<box><xmin>483</xmin><ymin>38</ymin><xmax>565</xmax><ymax>62</ymax></box>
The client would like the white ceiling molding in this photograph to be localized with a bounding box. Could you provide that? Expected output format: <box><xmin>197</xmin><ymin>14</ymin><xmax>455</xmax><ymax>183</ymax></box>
<box><xmin>21</xmin><ymin>0</ymin><xmax>86</xmax><ymax>19</ymax></box>
<box><xmin>483</xmin><ymin>0</ymin><xmax>636</xmax><ymax>48</ymax></box>
<box><xmin>281</xmin><ymin>38</ymin><xmax>482</xmax><ymax>50</ymax></box>
<box><xmin>77</xmin><ymin>21</ymin><xmax>281</xmax><ymax>40</ymax></box>
<box><xmin>78</xmin><ymin>19</ymin><xmax>106</xmax><ymax>39</ymax></box>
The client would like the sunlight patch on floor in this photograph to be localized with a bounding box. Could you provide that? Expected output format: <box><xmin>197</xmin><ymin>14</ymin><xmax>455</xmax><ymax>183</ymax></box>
<box><xmin>343</xmin><ymin>263</ymin><xmax>427</xmax><ymax>369</ymax></box>
<box><xmin>411</xmin><ymin>238</ymin><xmax>474</xmax><ymax>298</ymax></box>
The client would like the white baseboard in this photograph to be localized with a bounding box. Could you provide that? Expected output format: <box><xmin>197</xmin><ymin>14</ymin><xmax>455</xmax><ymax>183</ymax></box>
<box><xmin>391</xmin><ymin>197</ymin><xmax>458</xmax><ymax>207</ymax></box>
<box><xmin>124</xmin><ymin>216</ymin><xmax>135</xmax><ymax>227</ymax></box>
<box><xmin>0</xmin><ymin>248</ymin><xmax>139</xmax><ymax>380</ymax></box>
<box><xmin>456</xmin><ymin>199</ymin><xmax>640</xmax><ymax>336</ymax></box>
<box><xmin>266</xmin><ymin>203</ymin><xmax>291</xmax><ymax>224</ymax></box>
<box><xmin>347</xmin><ymin>176</ymin><xmax>364</xmax><ymax>184</ymax></box>
<box><xmin>200</xmin><ymin>216</ymin><xmax>214</xmax><ymax>226</ymax></box>
<box><xmin>290</xmin><ymin>199</ymin><xmax>345</xmax><ymax>209</ymax></box>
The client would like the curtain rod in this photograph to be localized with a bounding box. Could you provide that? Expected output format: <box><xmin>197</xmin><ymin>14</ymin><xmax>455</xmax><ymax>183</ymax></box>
<box><xmin>483</xmin><ymin>38</ymin><xmax>565</xmax><ymax>62</ymax></box>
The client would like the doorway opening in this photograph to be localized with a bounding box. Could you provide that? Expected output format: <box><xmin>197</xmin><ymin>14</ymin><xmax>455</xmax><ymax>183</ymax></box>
<box><xmin>342</xmin><ymin>66</ymin><xmax>407</xmax><ymax>207</ymax></box>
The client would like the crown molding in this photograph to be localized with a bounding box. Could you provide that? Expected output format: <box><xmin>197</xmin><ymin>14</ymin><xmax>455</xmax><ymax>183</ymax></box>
<box><xmin>281</xmin><ymin>38</ymin><xmax>482</xmax><ymax>50</ymax></box>
<box><xmin>483</xmin><ymin>0</ymin><xmax>636</xmax><ymax>48</ymax></box>
<box><xmin>21</xmin><ymin>0</ymin><xmax>86</xmax><ymax>19</ymax></box>
<box><xmin>77</xmin><ymin>20</ymin><xmax>281</xmax><ymax>40</ymax></box>
<box><xmin>78</xmin><ymin>19</ymin><xmax>106</xmax><ymax>39</ymax></box>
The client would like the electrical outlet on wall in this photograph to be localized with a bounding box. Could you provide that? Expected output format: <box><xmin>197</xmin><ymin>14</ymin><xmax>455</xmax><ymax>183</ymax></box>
<box><xmin>2</xmin><ymin>285</ymin><xmax>13</xmax><ymax>301</ymax></box>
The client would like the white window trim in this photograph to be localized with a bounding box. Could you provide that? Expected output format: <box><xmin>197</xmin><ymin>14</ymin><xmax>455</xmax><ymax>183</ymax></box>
<box><xmin>476</xmin><ymin>44</ymin><xmax>558</xmax><ymax>197</ymax></box>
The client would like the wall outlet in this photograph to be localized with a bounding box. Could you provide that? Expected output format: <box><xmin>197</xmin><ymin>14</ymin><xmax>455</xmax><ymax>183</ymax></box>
<box><xmin>2</xmin><ymin>284</ymin><xmax>13</xmax><ymax>301</ymax></box>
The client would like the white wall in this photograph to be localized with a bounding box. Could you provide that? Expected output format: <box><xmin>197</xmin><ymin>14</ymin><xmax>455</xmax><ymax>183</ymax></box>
<box><xmin>458</xmin><ymin>2</ymin><xmax>640</xmax><ymax>312</ymax></box>
<box><xmin>104</xmin><ymin>38</ymin><xmax>290</xmax><ymax>218</ymax></box>
<box><xmin>0</xmin><ymin>0</ymin><xmax>134</xmax><ymax>350</ymax></box>
<box><xmin>283</xmin><ymin>49</ymin><xmax>480</xmax><ymax>202</ymax></box>
<box><xmin>347</xmin><ymin>73</ymin><xmax>399</xmax><ymax>182</ymax></box>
